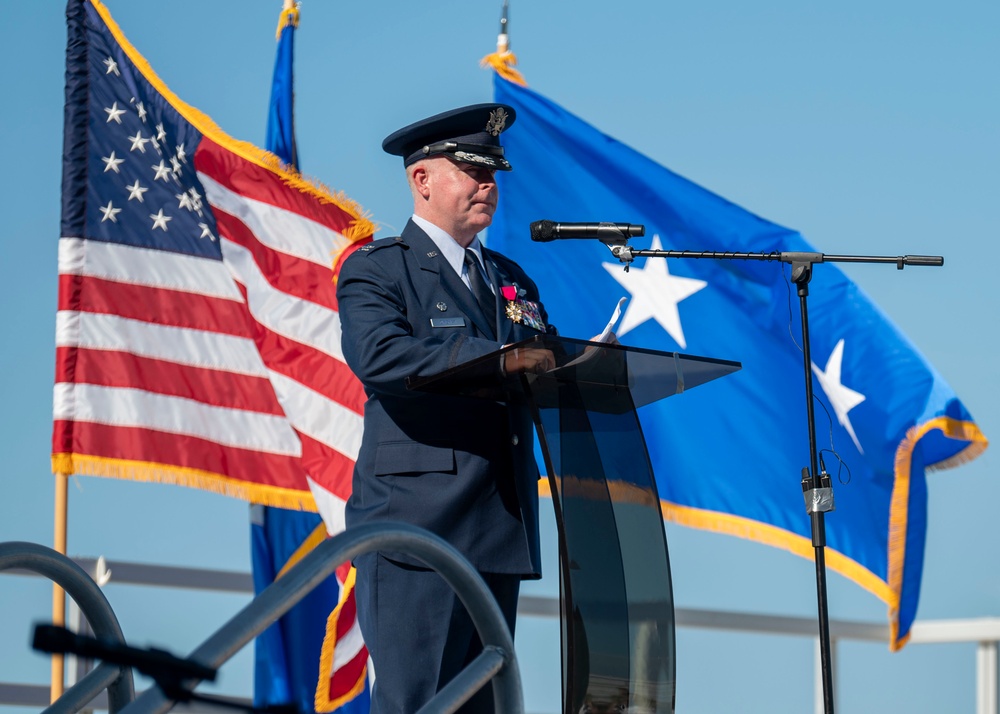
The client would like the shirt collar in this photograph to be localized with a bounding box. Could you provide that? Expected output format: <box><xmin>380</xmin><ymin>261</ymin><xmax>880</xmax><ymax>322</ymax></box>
<box><xmin>411</xmin><ymin>215</ymin><xmax>485</xmax><ymax>275</ymax></box>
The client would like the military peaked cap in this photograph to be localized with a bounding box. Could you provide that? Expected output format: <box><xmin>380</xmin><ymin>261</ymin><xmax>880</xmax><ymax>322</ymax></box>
<box><xmin>382</xmin><ymin>103</ymin><xmax>516</xmax><ymax>171</ymax></box>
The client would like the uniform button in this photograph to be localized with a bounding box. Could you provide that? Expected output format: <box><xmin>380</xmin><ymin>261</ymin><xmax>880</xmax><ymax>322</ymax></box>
<box><xmin>511</xmin><ymin>434</ymin><xmax>519</xmax><ymax>446</ymax></box>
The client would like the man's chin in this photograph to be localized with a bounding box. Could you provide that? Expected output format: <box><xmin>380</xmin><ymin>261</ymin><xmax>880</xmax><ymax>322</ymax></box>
<box><xmin>469</xmin><ymin>214</ymin><xmax>494</xmax><ymax>232</ymax></box>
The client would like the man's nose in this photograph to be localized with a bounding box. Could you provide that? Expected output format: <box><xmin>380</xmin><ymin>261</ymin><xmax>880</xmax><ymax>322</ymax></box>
<box><xmin>475</xmin><ymin>168</ymin><xmax>498</xmax><ymax>185</ymax></box>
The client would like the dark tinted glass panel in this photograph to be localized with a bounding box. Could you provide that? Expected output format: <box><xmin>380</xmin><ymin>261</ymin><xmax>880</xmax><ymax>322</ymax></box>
<box><xmin>536</xmin><ymin>383</ymin><xmax>675</xmax><ymax>713</ymax></box>
<box><xmin>407</xmin><ymin>336</ymin><xmax>740</xmax><ymax>714</ymax></box>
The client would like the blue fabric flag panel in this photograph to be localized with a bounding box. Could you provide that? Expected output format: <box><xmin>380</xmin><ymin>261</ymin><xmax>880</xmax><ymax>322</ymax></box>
<box><xmin>489</xmin><ymin>75</ymin><xmax>987</xmax><ymax>649</ymax></box>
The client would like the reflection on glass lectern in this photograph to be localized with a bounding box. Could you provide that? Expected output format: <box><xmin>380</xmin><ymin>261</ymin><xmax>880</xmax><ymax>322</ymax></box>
<box><xmin>408</xmin><ymin>335</ymin><xmax>741</xmax><ymax>714</ymax></box>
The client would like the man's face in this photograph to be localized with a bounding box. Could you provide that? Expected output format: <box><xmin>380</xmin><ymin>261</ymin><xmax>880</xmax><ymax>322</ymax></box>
<box><xmin>412</xmin><ymin>156</ymin><xmax>498</xmax><ymax>244</ymax></box>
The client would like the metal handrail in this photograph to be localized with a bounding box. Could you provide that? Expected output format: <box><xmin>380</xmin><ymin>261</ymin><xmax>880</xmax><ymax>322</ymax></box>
<box><xmin>120</xmin><ymin>521</ymin><xmax>523</xmax><ymax>714</ymax></box>
<box><xmin>3</xmin><ymin>548</ymin><xmax>998</xmax><ymax>712</ymax></box>
<box><xmin>0</xmin><ymin>541</ymin><xmax>135</xmax><ymax>714</ymax></box>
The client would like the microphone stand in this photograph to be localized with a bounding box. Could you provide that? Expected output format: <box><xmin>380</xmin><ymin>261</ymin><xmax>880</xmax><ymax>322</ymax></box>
<box><xmin>604</xmin><ymin>241</ymin><xmax>943</xmax><ymax>714</ymax></box>
<box><xmin>32</xmin><ymin>624</ymin><xmax>298</xmax><ymax>714</ymax></box>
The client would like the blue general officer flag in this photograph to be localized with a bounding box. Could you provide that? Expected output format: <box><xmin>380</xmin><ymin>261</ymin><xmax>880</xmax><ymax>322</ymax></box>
<box><xmin>265</xmin><ymin>1</ymin><xmax>298</xmax><ymax>169</ymax></box>
<box><xmin>251</xmin><ymin>5</ymin><xmax>369</xmax><ymax>713</ymax></box>
<box><xmin>251</xmin><ymin>5</ymin><xmax>322</xmax><ymax>709</ymax></box>
<box><xmin>489</xmin><ymin>73</ymin><xmax>987</xmax><ymax>649</ymax></box>
<box><xmin>252</xmin><ymin>505</ymin><xmax>343</xmax><ymax>712</ymax></box>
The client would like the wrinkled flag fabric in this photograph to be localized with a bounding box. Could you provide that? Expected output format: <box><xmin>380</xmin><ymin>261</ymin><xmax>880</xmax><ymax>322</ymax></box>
<box><xmin>488</xmin><ymin>73</ymin><xmax>986</xmax><ymax>649</ymax></box>
<box><xmin>250</xmin><ymin>5</ymin><xmax>370</xmax><ymax>711</ymax></box>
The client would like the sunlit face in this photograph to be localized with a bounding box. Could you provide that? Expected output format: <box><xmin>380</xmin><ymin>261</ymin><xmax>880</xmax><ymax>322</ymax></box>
<box><xmin>409</xmin><ymin>156</ymin><xmax>498</xmax><ymax>246</ymax></box>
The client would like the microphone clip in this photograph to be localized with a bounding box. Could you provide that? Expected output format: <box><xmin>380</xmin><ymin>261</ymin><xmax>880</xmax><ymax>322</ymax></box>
<box><xmin>609</xmin><ymin>243</ymin><xmax>636</xmax><ymax>269</ymax></box>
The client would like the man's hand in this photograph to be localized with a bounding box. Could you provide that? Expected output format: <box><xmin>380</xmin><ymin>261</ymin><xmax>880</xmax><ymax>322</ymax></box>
<box><xmin>504</xmin><ymin>347</ymin><xmax>557</xmax><ymax>375</ymax></box>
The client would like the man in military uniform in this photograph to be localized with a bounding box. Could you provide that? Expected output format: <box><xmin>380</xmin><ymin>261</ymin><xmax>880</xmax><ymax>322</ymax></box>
<box><xmin>336</xmin><ymin>103</ymin><xmax>555</xmax><ymax>713</ymax></box>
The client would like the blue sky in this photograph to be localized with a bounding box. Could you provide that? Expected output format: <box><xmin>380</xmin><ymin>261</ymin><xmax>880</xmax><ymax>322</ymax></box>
<box><xmin>1</xmin><ymin>1</ymin><xmax>998</xmax><ymax>712</ymax></box>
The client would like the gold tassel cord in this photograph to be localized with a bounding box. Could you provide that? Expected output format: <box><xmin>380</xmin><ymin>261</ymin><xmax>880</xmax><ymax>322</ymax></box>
<box><xmin>482</xmin><ymin>0</ymin><xmax>527</xmax><ymax>86</ymax></box>
<box><xmin>275</xmin><ymin>1</ymin><xmax>301</xmax><ymax>41</ymax></box>
<box><xmin>480</xmin><ymin>49</ymin><xmax>527</xmax><ymax>87</ymax></box>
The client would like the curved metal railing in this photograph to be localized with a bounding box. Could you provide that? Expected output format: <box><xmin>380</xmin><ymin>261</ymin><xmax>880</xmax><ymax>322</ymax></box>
<box><xmin>4</xmin><ymin>522</ymin><xmax>524</xmax><ymax>714</ymax></box>
<box><xmin>0</xmin><ymin>541</ymin><xmax>135</xmax><ymax>714</ymax></box>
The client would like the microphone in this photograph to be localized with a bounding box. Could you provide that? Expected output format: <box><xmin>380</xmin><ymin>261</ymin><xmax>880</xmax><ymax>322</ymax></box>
<box><xmin>530</xmin><ymin>220</ymin><xmax>644</xmax><ymax>243</ymax></box>
<box><xmin>32</xmin><ymin>623</ymin><xmax>217</xmax><ymax>683</ymax></box>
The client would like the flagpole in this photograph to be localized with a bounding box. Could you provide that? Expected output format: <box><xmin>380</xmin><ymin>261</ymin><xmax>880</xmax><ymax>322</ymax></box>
<box><xmin>50</xmin><ymin>471</ymin><xmax>69</xmax><ymax>703</ymax></box>
<box><xmin>498</xmin><ymin>0</ymin><xmax>510</xmax><ymax>52</ymax></box>
<box><xmin>604</xmin><ymin>241</ymin><xmax>943</xmax><ymax>714</ymax></box>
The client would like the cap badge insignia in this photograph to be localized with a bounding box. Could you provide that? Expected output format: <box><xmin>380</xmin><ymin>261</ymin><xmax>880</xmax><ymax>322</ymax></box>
<box><xmin>485</xmin><ymin>107</ymin><xmax>508</xmax><ymax>136</ymax></box>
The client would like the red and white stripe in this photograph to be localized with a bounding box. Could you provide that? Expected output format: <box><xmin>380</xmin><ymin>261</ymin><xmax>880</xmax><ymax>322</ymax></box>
<box><xmin>53</xmin><ymin>135</ymin><xmax>368</xmax><ymax>530</ymax></box>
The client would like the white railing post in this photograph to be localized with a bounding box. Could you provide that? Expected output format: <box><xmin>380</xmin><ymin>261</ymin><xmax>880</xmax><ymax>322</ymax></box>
<box><xmin>815</xmin><ymin>636</ymin><xmax>837</xmax><ymax>714</ymax></box>
<box><xmin>814</xmin><ymin>637</ymin><xmax>823</xmax><ymax>714</ymax></box>
<box><xmin>977</xmin><ymin>640</ymin><xmax>998</xmax><ymax>714</ymax></box>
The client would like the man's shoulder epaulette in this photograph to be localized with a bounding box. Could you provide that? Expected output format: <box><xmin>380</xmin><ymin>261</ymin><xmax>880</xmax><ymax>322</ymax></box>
<box><xmin>356</xmin><ymin>235</ymin><xmax>407</xmax><ymax>255</ymax></box>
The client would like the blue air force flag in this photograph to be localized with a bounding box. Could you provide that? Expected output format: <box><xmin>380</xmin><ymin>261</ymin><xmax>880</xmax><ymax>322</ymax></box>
<box><xmin>251</xmin><ymin>5</ymin><xmax>370</xmax><ymax>712</ymax></box>
<box><xmin>489</xmin><ymin>75</ymin><xmax>987</xmax><ymax>649</ymax></box>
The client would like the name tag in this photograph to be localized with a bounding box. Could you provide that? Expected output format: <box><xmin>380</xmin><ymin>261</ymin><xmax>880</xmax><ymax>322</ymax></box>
<box><xmin>430</xmin><ymin>317</ymin><xmax>466</xmax><ymax>328</ymax></box>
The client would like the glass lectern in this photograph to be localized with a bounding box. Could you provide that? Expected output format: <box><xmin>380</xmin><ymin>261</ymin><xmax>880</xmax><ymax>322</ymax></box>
<box><xmin>408</xmin><ymin>335</ymin><xmax>741</xmax><ymax>714</ymax></box>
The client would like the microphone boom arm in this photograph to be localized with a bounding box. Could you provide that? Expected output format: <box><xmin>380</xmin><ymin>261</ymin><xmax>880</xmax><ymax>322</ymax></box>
<box><xmin>608</xmin><ymin>243</ymin><xmax>943</xmax><ymax>270</ymax></box>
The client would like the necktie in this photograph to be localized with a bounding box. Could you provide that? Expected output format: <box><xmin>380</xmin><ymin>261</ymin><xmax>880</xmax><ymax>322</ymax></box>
<box><xmin>464</xmin><ymin>248</ymin><xmax>497</xmax><ymax>333</ymax></box>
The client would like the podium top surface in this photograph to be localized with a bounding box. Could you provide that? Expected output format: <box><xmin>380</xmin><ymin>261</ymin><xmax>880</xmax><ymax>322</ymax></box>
<box><xmin>406</xmin><ymin>335</ymin><xmax>741</xmax><ymax>410</ymax></box>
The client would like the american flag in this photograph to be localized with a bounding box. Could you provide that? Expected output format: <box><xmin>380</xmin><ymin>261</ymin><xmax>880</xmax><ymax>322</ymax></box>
<box><xmin>54</xmin><ymin>1</ymin><xmax>370</xmax><ymax>694</ymax></box>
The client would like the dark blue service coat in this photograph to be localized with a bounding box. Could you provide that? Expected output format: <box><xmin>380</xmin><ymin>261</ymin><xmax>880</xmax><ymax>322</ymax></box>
<box><xmin>337</xmin><ymin>220</ymin><xmax>554</xmax><ymax>577</ymax></box>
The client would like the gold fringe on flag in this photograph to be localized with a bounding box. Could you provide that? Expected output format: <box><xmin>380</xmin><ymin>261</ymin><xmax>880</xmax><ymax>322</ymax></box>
<box><xmin>52</xmin><ymin>453</ymin><xmax>319</xmax><ymax>512</ymax></box>
<box><xmin>89</xmin><ymin>0</ymin><xmax>375</xmax><ymax>246</ymax></box>
<box><xmin>537</xmin><ymin>476</ymin><xmax>894</xmax><ymax>616</ymax></box>
<box><xmin>885</xmin><ymin>416</ymin><xmax>988</xmax><ymax>650</ymax></box>
<box><xmin>275</xmin><ymin>522</ymin><xmax>329</xmax><ymax>579</ymax></box>
<box><xmin>537</xmin><ymin>413</ymin><xmax>988</xmax><ymax>651</ymax></box>
<box><xmin>315</xmin><ymin>566</ymin><xmax>368</xmax><ymax>712</ymax></box>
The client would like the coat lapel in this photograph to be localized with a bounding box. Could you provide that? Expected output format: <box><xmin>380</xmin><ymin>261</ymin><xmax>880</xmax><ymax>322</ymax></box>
<box><xmin>405</xmin><ymin>222</ymin><xmax>496</xmax><ymax>338</ymax></box>
<box><xmin>484</xmin><ymin>249</ymin><xmax>514</xmax><ymax>345</ymax></box>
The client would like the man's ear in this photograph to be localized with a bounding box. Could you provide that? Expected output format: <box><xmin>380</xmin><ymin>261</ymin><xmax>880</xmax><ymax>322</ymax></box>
<box><xmin>410</xmin><ymin>164</ymin><xmax>431</xmax><ymax>199</ymax></box>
